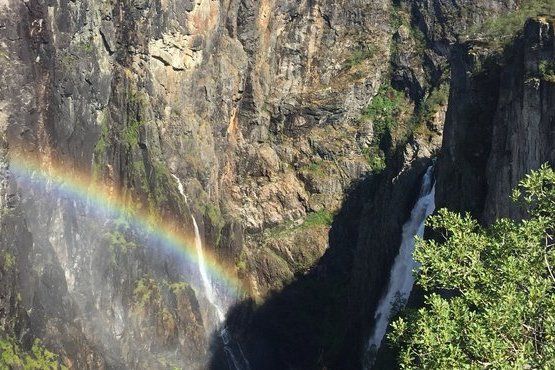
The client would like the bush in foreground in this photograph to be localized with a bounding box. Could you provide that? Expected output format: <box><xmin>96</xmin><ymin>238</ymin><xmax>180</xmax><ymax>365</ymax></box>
<box><xmin>390</xmin><ymin>164</ymin><xmax>555</xmax><ymax>368</ymax></box>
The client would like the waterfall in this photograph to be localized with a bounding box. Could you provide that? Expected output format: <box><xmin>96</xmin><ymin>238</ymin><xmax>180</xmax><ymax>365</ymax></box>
<box><xmin>172</xmin><ymin>175</ymin><xmax>250</xmax><ymax>370</ymax></box>
<box><xmin>171</xmin><ymin>174</ymin><xmax>188</xmax><ymax>204</ymax></box>
<box><xmin>191</xmin><ymin>215</ymin><xmax>250</xmax><ymax>370</ymax></box>
<box><xmin>366</xmin><ymin>165</ymin><xmax>436</xmax><ymax>357</ymax></box>
<box><xmin>172</xmin><ymin>173</ymin><xmax>225</xmax><ymax>320</ymax></box>
<box><xmin>192</xmin><ymin>216</ymin><xmax>225</xmax><ymax>321</ymax></box>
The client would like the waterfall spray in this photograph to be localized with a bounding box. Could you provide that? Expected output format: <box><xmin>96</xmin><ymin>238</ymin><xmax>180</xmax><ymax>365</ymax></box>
<box><xmin>172</xmin><ymin>175</ymin><xmax>250</xmax><ymax>370</ymax></box>
<box><xmin>192</xmin><ymin>216</ymin><xmax>225</xmax><ymax>322</ymax></box>
<box><xmin>365</xmin><ymin>165</ymin><xmax>436</xmax><ymax>364</ymax></box>
<box><xmin>172</xmin><ymin>174</ymin><xmax>225</xmax><ymax>318</ymax></box>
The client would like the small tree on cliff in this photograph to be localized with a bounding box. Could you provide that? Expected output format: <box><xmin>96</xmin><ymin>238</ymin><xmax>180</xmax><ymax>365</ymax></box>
<box><xmin>390</xmin><ymin>164</ymin><xmax>555</xmax><ymax>368</ymax></box>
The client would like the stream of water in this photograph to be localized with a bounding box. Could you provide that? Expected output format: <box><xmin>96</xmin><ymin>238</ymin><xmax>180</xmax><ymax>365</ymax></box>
<box><xmin>191</xmin><ymin>216</ymin><xmax>225</xmax><ymax>322</ymax></box>
<box><xmin>172</xmin><ymin>175</ymin><xmax>249</xmax><ymax>370</ymax></box>
<box><xmin>366</xmin><ymin>165</ymin><xmax>436</xmax><ymax>361</ymax></box>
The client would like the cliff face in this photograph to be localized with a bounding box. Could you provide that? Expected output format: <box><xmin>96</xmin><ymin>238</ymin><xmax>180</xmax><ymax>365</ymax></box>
<box><xmin>0</xmin><ymin>0</ymin><xmax>551</xmax><ymax>369</ymax></box>
<box><xmin>436</xmin><ymin>17</ymin><xmax>555</xmax><ymax>222</ymax></box>
<box><xmin>0</xmin><ymin>0</ymin><xmax>393</xmax><ymax>367</ymax></box>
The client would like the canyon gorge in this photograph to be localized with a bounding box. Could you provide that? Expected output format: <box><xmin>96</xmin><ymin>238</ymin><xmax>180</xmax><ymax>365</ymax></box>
<box><xmin>0</xmin><ymin>0</ymin><xmax>553</xmax><ymax>369</ymax></box>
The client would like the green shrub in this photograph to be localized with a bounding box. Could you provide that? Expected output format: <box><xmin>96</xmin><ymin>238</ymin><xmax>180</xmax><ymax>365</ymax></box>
<box><xmin>362</xmin><ymin>146</ymin><xmax>386</xmax><ymax>174</ymax></box>
<box><xmin>205</xmin><ymin>204</ymin><xmax>223</xmax><ymax>229</ymax></box>
<box><xmin>134</xmin><ymin>276</ymin><xmax>160</xmax><ymax>309</ymax></box>
<box><xmin>122</xmin><ymin>118</ymin><xmax>143</xmax><ymax>147</ymax></box>
<box><xmin>363</xmin><ymin>83</ymin><xmax>413</xmax><ymax>148</ymax></box>
<box><xmin>106</xmin><ymin>230</ymin><xmax>137</xmax><ymax>252</ymax></box>
<box><xmin>302</xmin><ymin>210</ymin><xmax>334</xmax><ymax>229</ymax></box>
<box><xmin>265</xmin><ymin>210</ymin><xmax>335</xmax><ymax>239</ymax></box>
<box><xmin>1</xmin><ymin>251</ymin><xmax>15</xmax><ymax>270</ymax></box>
<box><xmin>410</xmin><ymin>84</ymin><xmax>449</xmax><ymax>138</ymax></box>
<box><xmin>390</xmin><ymin>3</ymin><xmax>403</xmax><ymax>30</ymax></box>
<box><xmin>345</xmin><ymin>45</ymin><xmax>377</xmax><ymax>69</ymax></box>
<box><xmin>390</xmin><ymin>164</ymin><xmax>555</xmax><ymax>368</ymax></box>
<box><xmin>359</xmin><ymin>82</ymin><xmax>444</xmax><ymax>173</ymax></box>
<box><xmin>390</xmin><ymin>3</ymin><xmax>427</xmax><ymax>55</ymax></box>
<box><xmin>236</xmin><ymin>257</ymin><xmax>248</xmax><ymax>274</ymax></box>
<box><xmin>0</xmin><ymin>337</ymin><xmax>65</xmax><ymax>369</ymax></box>
<box><xmin>420</xmin><ymin>84</ymin><xmax>449</xmax><ymax>120</ymax></box>
<box><xmin>539</xmin><ymin>60</ymin><xmax>555</xmax><ymax>82</ymax></box>
<box><xmin>205</xmin><ymin>203</ymin><xmax>224</xmax><ymax>246</ymax></box>
<box><xmin>151</xmin><ymin>160</ymin><xmax>170</xmax><ymax>204</ymax></box>
<box><xmin>77</xmin><ymin>39</ymin><xmax>94</xmax><ymax>54</ymax></box>
<box><xmin>360</xmin><ymin>83</ymin><xmax>411</xmax><ymax>171</ymax></box>
<box><xmin>168</xmin><ymin>282</ymin><xmax>189</xmax><ymax>294</ymax></box>
<box><xmin>362</xmin><ymin>84</ymin><xmax>408</xmax><ymax>139</ymax></box>
<box><xmin>300</xmin><ymin>160</ymin><xmax>328</xmax><ymax>177</ymax></box>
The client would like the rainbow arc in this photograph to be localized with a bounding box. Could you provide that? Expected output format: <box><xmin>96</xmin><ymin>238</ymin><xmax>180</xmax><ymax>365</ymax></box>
<box><xmin>8</xmin><ymin>152</ymin><xmax>245</xmax><ymax>297</ymax></box>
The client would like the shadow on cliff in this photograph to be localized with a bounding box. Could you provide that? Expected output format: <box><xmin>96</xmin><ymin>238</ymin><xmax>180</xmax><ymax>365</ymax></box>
<box><xmin>208</xmin><ymin>156</ymin><xmax>434</xmax><ymax>370</ymax></box>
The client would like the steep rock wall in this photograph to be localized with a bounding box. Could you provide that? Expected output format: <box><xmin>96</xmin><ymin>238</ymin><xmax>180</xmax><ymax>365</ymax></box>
<box><xmin>0</xmin><ymin>0</ymin><xmax>392</xmax><ymax>367</ymax></box>
<box><xmin>436</xmin><ymin>17</ymin><xmax>555</xmax><ymax>222</ymax></box>
<box><xmin>0</xmin><ymin>0</ymin><xmax>543</xmax><ymax>369</ymax></box>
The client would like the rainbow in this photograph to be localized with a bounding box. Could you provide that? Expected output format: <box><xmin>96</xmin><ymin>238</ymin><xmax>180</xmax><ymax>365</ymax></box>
<box><xmin>7</xmin><ymin>152</ymin><xmax>245</xmax><ymax>298</ymax></box>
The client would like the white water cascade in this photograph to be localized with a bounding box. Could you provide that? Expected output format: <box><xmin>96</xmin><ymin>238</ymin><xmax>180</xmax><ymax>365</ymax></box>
<box><xmin>172</xmin><ymin>175</ymin><xmax>250</xmax><ymax>370</ymax></box>
<box><xmin>171</xmin><ymin>174</ymin><xmax>188</xmax><ymax>204</ymax></box>
<box><xmin>172</xmin><ymin>174</ymin><xmax>226</xmax><ymax>321</ymax></box>
<box><xmin>192</xmin><ymin>216</ymin><xmax>225</xmax><ymax>322</ymax></box>
<box><xmin>192</xmin><ymin>215</ymin><xmax>249</xmax><ymax>370</ymax></box>
<box><xmin>366</xmin><ymin>165</ymin><xmax>436</xmax><ymax>357</ymax></box>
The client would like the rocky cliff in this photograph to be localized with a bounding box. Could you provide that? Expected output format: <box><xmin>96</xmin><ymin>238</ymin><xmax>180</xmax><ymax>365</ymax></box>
<box><xmin>0</xmin><ymin>0</ymin><xmax>552</xmax><ymax>369</ymax></box>
<box><xmin>436</xmin><ymin>16</ymin><xmax>555</xmax><ymax>223</ymax></box>
<box><xmin>0</xmin><ymin>0</ymin><xmax>400</xmax><ymax>367</ymax></box>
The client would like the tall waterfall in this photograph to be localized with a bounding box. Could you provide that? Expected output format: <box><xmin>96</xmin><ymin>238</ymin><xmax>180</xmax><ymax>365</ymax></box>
<box><xmin>192</xmin><ymin>216</ymin><xmax>225</xmax><ymax>322</ymax></box>
<box><xmin>172</xmin><ymin>175</ymin><xmax>250</xmax><ymax>370</ymax></box>
<box><xmin>367</xmin><ymin>165</ymin><xmax>436</xmax><ymax>356</ymax></box>
<box><xmin>172</xmin><ymin>174</ymin><xmax>225</xmax><ymax>320</ymax></box>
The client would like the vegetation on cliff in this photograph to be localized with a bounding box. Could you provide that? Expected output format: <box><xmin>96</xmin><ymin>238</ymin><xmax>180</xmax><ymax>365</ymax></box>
<box><xmin>539</xmin><ymin>60</ymin><xmax>555</xmax><ymax>83</ymax></box>
<box><xmin>467</xmin><ymin>0</ymin><xmax>555</xmax><ymax>47</ymax></box>
<box><xmin>390</xmin><ymin>165</ymin><xmax>555</xmax><ymax>368</ymax></box>
<box><xmin>0</xmin><ymin>337</ymin><xmax>65</xmax><ymax>369</ymax></box>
